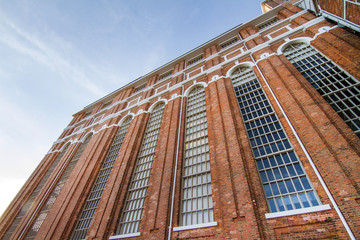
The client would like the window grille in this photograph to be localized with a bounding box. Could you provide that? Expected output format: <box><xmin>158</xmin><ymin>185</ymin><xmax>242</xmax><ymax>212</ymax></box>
<box><xmin>220</xmin><ymin>37</ymin><xmax>239</xmax><ymax>49</ymax></box>
<box><xmin>284</xmin><ymin>43</ymin><xmax>360</xmax><ymax>138</ymax></box>
<box><xmin>100</xmin><ymin>101</ymin><xmax>111</xmax><ymax>110</ymax></box>
<box><xmin>24</xmin><ymin>135</ymin><xmax>92</xmax><ymax>239</ymax></box>
<box><xmin>231</xmin><ymin>67</ymin><xmax>320</xmax><ymax>213</ymax></box>
<box><xmin>188</xmin><ymin>55</ymin><xmax>203</xmax><ymax>67</ymax></box>
<box><xmin>70</xmin><ymin>117</ymin><xmax>132</xmax><ymax>240</ymax></box>
<box><xmin>133</xmin><ymin>84</ymin><xmax>145</xmax><ymax>94</ymax></box>
<box><xmin>159</xmin><ymin>71</ymin><xmax>172</xmax><ymax>81</ymax></box>
<box><xmin>116</xmin><ymin>102</ymin><xmax>165</xmax><ymax>235</ymax></box>
<box><xmin>258</xmin><ymin>17</ymin><xmax>279</xmax><ymax>29</ymax></box>
<box><xmin>180</xmin><ymin>86</ymin><xmax>214</xmax><ymax>226</ymax></box>
<box><xmin>2</xmin><ymin>145</ymin><xmax>69</xmax><ymax>240</ymax></box>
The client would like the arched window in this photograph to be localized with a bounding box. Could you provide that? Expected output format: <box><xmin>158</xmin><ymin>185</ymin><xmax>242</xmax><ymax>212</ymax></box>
<box><xmin>116</xmin><ymin>102</ymin><xmax>165</xmax><ymax>235</ymax></box>
<box><xmin>3</xmin><ymin>144</ymin><xmax>70</xmax><ymax>240</ymax></box>
<box><xmin>230</xmin><ymin>66</ymin><xmax>320</xmax><ymax>213</ymax></box>
<box><xmin>24</xmin><ymin>134</ymin><xmax>93</xmax><ymax>239</ymax></box>
<box><xmin>70</xmin><ymin>116</ymin><xmax>133</xmax><ymax>240</ymax></box>
<box><xmin>283</xmin><ymin>42</ymin><xmax>360</xmax><ymax>138</ymax></box>
<box><xmin>180</xmin><ymin>86</ymin><xmax>214</xmax><ymax>226</ymax></box>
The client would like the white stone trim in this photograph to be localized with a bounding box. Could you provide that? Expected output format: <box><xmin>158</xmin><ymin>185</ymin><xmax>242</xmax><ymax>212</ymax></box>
<box><xmin>57</xmin><ymin>15</ymin><xmax>332</xmax><ymax>147</ymax></box>
<box><xmin>173</xmin><ymin>221</ymin><xmax>218</xmax><ymax>232</ymax></box>
<box><xmin>277</xmin><ymin>37</ymin><xmax>313</xmax><ymax>55</ymax></box>
<box><xmin>226</xmin><ymin>61</ymin><xmax>255</xmax><ymax>78</ymax></box>
<box><xmin>148</xmin><ymin>99</ymin><xmax>168</xmax><ymax>112</ymax></box>
<box><xmin>117</xmin><ymin>113</ymin><xmax>135</xmax><ymax>126</ymax></box>
<box><xmin>109</xmin><ymin>232</ymin><xmax>140</xmax><ymax>239</ymax></box>
<box><xmin>184</xmin><ymin>82</ymin><xmax>208</xmax><ymax>97</ymax></box>
<box><xmin>265</xmin><ymin>204</ymin><xmax>331</xmax><ymax>219</ymax></box>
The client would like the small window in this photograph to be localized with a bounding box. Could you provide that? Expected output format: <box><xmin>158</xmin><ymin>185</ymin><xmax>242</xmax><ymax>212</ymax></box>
<box><xmin>159</xmin><ymin>71</ymin><xmax>172</xmax><ymax>81</ymax></box>
<box><xmin>220</xmin><ymin>37</ymin><xmax>239</xmax><ymax>49</ymax></box>
<box><xmin>188</xmin><ymin>55</ymin><xmax>203</xmax><ymax>67</ymax></box>
<box><xmin>84</xmin><ymin>111</ymin><xmax>92</xmax><ymax>119</ymax></box>
<box><xmin>133</xmin><ymin>84</ymin><xmax>145</xmax><ymax>94</ymax></box>
<box><xmin>98</xmin><ymin>101</ymin><xmax>111</xmax><ymax>112</ymax></box>
<box><xmin>258</xmin><ymin>17</ymin><xmax>279</xmax><ymax>29</ymax></box>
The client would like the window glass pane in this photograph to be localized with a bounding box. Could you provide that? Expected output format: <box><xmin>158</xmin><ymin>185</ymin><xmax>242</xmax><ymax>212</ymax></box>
<box><xmin>231</xmin><ymin>66</ymin><xmax>321</xmax><ymax>213</ymax></box>
<box><xmin>117</xmin><ymin>103</ymin><xmax>165</xmax><ymax>234</ymax></box>
<box><xmin>284</xmin><ymin>42</ymin><xmax>360</xmax><ymax>138</ymax></box>
<box><xmin>180</xmin><ymin>86</ymin><xmax>214</xmax><ymax>226</ymax></box>
<box><xmin>4</xmin><ymin>144</ymin><xmax>70</xmax><ymax>240</ymax></box>
<box><xmin>70</xmin><ymin>117</ymin><xmax>132</xmax><ymax>240</ymax></box>
<box><xmin>25</xmin><ymin>135</ymin><xmax>93</xmax><ymax>239</ymax></box>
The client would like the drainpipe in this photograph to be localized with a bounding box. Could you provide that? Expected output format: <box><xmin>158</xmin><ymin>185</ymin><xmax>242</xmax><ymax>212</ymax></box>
<box><xmin>167</xmin><ymin>83</ymin><xmax>185</xmax><ymax>240</ymax></box>
<box><xmin>238</xmin><ymin>33</ymin><xmax>355</xmax><ymax>240</ymax></box>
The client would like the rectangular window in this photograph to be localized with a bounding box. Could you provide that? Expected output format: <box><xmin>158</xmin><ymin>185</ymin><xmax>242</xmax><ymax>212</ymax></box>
<box><xmin>133</xmin><ymin>84</ymin><xmax>145</xmax><ymax>94</ymax></box>
<box><xmin>220</xmin><ymin>37</ymin><xmax>239</xmax><ymax>49</ymax></box>
<box><xmin>159</xmin><ymin>71</ymin><xmax>172</xmax><ymax>81</ymax></box>
<box><xmin>188</xmin><ymin>55</ymin><xmax>203</xmax><ymax>67</ymax></box>
<box><xmin>258</xmin><ymin>17</ymin><xmax>279</xmax><ymax>29</ymax></box>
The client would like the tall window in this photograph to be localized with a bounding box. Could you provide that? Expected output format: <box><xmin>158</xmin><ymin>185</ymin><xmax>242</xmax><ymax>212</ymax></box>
<box><xmin>231</xmin><ymin>66</ymin><xmax>320</xmax><ymax>213</ymax></box>
<box><xmin>24</xmin><ymin>134</ymin><xmax>92</xmax><ymax>239</ymax></box>
<box><xmin>284</xmin><ymin>42</ymin><xmax>360</xmax><ymax>138</ymax></box>
<box><xmin>3</xmin><ymin>144</ymin><xmax>69</xmax><ymax>240</ymax></box>
<box><xmin>180</xmin><ymin>86</ymin><xmax>214</xmax><ymax>226</ymax></box>
<box><xmin>70</xmin><ymin>117</ymin><xmax>133</xmax><ymax>240</ymax></box>
<box><xmin>116</xmin><ymin>102</ymin><xmax>165</xmax><ymax>235</ymax></box>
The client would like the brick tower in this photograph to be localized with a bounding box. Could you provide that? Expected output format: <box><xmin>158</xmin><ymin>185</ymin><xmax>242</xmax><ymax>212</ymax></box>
<box><xmin>1</xmin><ymin>0</ymin><xmax>359</xmax><ymax>239</ymax></box>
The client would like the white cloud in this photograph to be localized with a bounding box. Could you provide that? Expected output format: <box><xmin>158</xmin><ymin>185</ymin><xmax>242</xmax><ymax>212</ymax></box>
<box><xmin>0</xmin><ymin>11</ymin><xmax>106</xmax><ymax>97</ymax></box>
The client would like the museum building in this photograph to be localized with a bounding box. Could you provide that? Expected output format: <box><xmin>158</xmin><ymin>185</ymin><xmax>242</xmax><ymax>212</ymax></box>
<box><xmin>1</xmin><ymin>0</ymin><xmax>360</xmax><ymax>239</ymax></box>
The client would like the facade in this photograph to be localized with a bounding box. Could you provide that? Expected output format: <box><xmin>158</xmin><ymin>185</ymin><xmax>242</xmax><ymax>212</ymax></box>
<box><xmin>1</xmin><ymin>0</ymin><xmax>360</xmax><ymax>239</ymax></box>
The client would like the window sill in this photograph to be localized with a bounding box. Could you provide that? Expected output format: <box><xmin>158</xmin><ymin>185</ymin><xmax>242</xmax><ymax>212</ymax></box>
<box><xmin>109</xmin><ymin>232</ymin><xmax>140</xmax><ymax>239</ymax></box>
<box><xmin>173</xmin><ymin>222</ymin><xmax>218</xmax><ymax>231</ymax></box>
<box><xmin>265</xmin><ymin>204</ymin><xmax>331</xmax><ymax>219</ymax></box>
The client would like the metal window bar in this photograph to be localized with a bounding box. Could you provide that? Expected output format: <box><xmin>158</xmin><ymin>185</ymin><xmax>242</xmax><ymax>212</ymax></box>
<box><xmin>133</xmin><ymin>85</ymin><xmax>145</xmax><ymax>94</ymax></box>
<box><xmin>2</xmin><ymin>144</ymin><xmax>70</xmax><ymax>240</ymax></box>
<box><xmin>284</xmin><ymin>43</ymin><xmax>360</xmax><ymax>138</ymax></box>
<box><xmin>159</xmin><ymin>71</ymin><xmax>172</xmax><ymax>80</ymax></box>
<box><xmin>231</xmin><ymin>67</ymin><xmax>321</xmax><ymax>213</ymax></box>
<box><xmin>70</xmin><ymin>117</ymin><xmax>133</xmax><ymax>240</ymax></box>
<box><xmin>188</xmin><ymin>55</ymin><xmax>203</xmax><ymax>66</ymax></box>
<box><xmin>220</xmin><ymin>37</ymin><xmax>239</xmax><ymax>49</ymax></box>
<box><xmin>116</xmin><ymin>103</ymin><xmax>165</xmax><ymax>235</ymax></box>
<box><xmin>180</xmin><ymin>86</ymin><xmax>214</xmax><ymax>226</ymax></box>
<box><xmin>258</xmin><ymin>17</ymin><xmax>279</xmax><ymax>29</ymax></box>
<box><xmin>24</xmin><ymin>135</ymin><xmax>92</xmax><ymax>239</ymax></box>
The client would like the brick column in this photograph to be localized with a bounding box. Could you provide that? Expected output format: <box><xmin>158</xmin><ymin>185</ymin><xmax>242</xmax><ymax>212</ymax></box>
<box><xmin>140</xmin><ymin>95</ymin><xmax>184</xmax><ymax>239</ymax></box>
<box><xmin>33</xmin><ymin>126</ymin><xmax>119</xmax><ymax>239</ymax></box>
<box><xmin>256</xmin><ymin>53</ymin><xmax>360</xmax><ymax>238</ymax></box>
<box><xmin>86</xmin><ymin>110</ymin><xmax>150</xmax><ymax>239</ymax></box>
<box><xmin>0</xmin><ymin>150</ymin><xmax>60</xmax><ymax>239</ymax></box>
<box><xmin>204</xmin><ymin>77</ymin><xmax>262</xmax><ymax>239</ymax></box>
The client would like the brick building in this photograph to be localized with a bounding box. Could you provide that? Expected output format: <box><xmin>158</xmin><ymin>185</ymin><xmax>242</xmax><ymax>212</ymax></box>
<box><xmin>1</xmin><ymin>0</ymin><xmax>359</xmax><ymax>239</ymax></box>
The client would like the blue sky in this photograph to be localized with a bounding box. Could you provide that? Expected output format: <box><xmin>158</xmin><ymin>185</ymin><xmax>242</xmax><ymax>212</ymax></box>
<box><xmin>0</xmin><ymin>0</ymin><xmax>264</xmax><ymax>215</ymax></box>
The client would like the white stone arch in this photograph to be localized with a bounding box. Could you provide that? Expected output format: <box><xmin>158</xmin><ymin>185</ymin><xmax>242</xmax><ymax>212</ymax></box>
<box><xmin>226</xmin><ymin>61</ymin><xmax>255</xmax><ymax>78</ymax></box>
<box><xmin>117</xmin><ymin>113</ymin><xmax>135</xmax><ymax>126</ymax></box>
<box><xmin>184</xmin><ymin>82</ymin><xmax>208</xmax><ymax>97</ymax></box>
<box><xmin>148</xmin><ymin>98</ymin><xmax>168</xmax><ymax>113</ymax></box>
<box><xmin>277</xmin><ymin>37</ymin><xmax>312</xmax><ymax>55</ymax></box>
<box><xmin>80</xmin><ymin>131</ymin><xmax>94</xmax><ymax>142</ymax></box>
<box><xmin>60</xmin><ymin>141</ymin><xmax>71</xmax><ymax>152</ymax></box>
